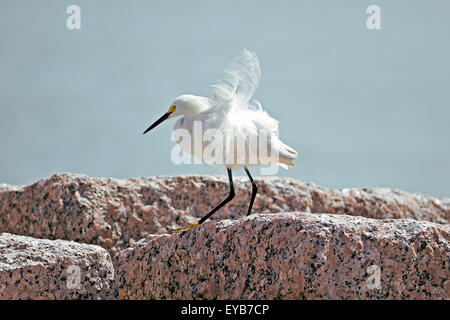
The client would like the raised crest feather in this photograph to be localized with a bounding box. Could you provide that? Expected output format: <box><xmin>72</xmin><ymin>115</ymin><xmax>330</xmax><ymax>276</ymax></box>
<box><xmin>211</xmin><ymin>49</ymin><xmax>262</xmax><ymax>112</ymax></box>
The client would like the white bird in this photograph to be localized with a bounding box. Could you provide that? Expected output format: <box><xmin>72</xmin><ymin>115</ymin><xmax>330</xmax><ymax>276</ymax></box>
<box><xmin>143</xmin><ymin>49</ymin><xmax>297</xmax><ymax>231</ymax></box>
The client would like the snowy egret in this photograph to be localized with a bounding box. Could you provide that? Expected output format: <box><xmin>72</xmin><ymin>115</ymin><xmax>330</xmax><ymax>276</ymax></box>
<box><xmin>143</xmin><ymin>49</ymin><xmax>297</xmax><ymax>231</ymax></box>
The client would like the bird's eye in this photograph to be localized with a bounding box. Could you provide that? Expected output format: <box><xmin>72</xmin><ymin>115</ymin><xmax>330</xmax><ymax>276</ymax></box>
<box><xmin>168</xmin><ymin>105</ymin><xmax>176</xmax><ymax>113</ymax></box>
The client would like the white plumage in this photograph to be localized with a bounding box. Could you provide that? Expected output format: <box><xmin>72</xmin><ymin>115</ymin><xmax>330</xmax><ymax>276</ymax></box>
<box><xmin>167</xmin><ymin>49</ymin><xmax>297</xmax><ymax>169</ymax></box>
<box><xmin>143</xmin><ymin>49</ymin><xmax>298</xmax><ymax>231</ymax></box>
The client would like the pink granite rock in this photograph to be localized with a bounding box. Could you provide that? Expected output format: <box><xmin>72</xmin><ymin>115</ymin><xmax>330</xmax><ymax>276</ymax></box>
<box><xmin>0</xmin><ymin>233</ymin><xmax>117</xmax><ymax>299</ymax></box>
<box><xmin>114</xmin><ymin>213</ymin><xmax>450</xmax><ymax>300</ymax></box>
<box><xmin>0</xmin><ymin>173</ymin><xmax>448</xmax><ymax>256</ymax></box>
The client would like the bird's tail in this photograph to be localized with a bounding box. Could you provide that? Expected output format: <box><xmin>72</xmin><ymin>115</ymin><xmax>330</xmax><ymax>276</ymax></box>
<box><xmin>277</xmin><ymin>142</ymin><xmax>298</xmax><ymax>168</ymax></box>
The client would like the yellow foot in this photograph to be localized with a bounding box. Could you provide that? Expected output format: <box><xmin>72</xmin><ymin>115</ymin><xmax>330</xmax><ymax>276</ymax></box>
<box><xmin>172</xmin><ymin>221</ymin><xmax>200</xmax><ymax>232</ymax></box>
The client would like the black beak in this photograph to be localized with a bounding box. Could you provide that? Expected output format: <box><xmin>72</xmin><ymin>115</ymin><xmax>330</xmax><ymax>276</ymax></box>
<box><xmin>143</xmin><ymin>112</ymin><xmax>170</xmax><ymax>134</ymax></box>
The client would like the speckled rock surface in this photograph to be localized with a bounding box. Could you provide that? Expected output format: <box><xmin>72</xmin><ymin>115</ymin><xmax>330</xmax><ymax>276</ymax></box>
<box><xmin>0</xmin><ymin>173</ymin><xmax>448</xmax><ymax>256</ymax></box>
<box><xmin>0</xmin><ymin>233</ymin><xmax>117</xmax><ymax>299</ymax></box>
<box><xmin>115</xmin><ymin>213</ymin><xmax>449</xmax><ymax>300</ymax></box>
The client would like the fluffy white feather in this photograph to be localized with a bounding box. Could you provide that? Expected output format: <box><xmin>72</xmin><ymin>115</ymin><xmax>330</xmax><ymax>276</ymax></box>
<box><xmin>168</xmin><ymin>49</ymin><xmax>297</xmax><ymax>168</ymax></box>
<box><xmin>211</xmin><ymin>49</ymin><xmax>262</xmax><ymax>113</ymax></box>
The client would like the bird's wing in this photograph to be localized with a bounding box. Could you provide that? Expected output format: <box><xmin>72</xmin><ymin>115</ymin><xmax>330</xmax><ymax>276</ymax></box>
<box><xmin>211</xmin><ymin>49</ymin><xmax>261</xmax><ymax>113</ymax></box>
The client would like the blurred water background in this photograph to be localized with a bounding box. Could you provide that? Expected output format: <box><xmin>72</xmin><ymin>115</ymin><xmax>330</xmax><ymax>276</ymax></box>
<box><xmin>1</xmin><ymin>0</ymin><xmax>449</xmax><ymax>197</ymax></box>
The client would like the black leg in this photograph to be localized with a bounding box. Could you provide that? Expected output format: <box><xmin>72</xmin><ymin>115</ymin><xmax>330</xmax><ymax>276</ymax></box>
<box><xmin>244</xmin><ymin>167</ymin><xmax>258</xmax><ymax>216</ymax></box>
<box><xmin>174</xmin><ymin>168</ymin><xmax>235</xmax><ymax>231</ymax></box>
<box><xmin>199</xmin><ymin>168</ymin><xmax>235</xmax><ymax>224</ymax></box>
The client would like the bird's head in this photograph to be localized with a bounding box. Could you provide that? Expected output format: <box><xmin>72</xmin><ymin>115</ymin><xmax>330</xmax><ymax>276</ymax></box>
<box><xmin>143</xmin><ymin>95</ymin><xmax>210</xmax><ymax>134</ymax></box>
